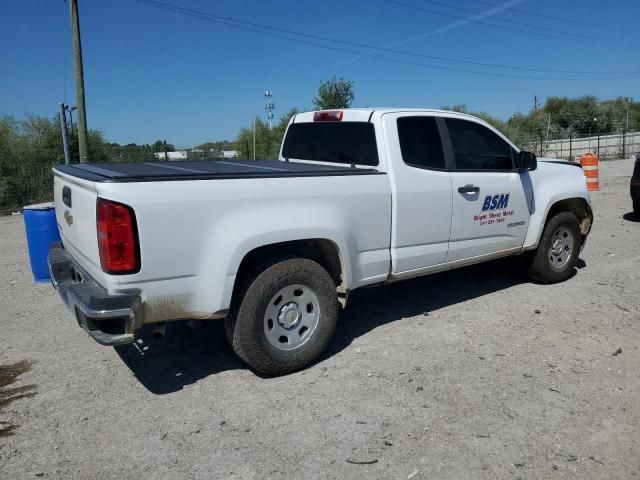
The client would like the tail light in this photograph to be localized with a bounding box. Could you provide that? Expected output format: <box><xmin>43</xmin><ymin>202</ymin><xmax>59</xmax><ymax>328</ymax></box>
<box><xmin>313</xmin><ymin>110</ymin><xmax>343</xmax><ymax>122</ymax></box>
<box><xmin>97</xmin><ymin>198</ymin><xmax>140</xmax><ymax>274</ymax></box>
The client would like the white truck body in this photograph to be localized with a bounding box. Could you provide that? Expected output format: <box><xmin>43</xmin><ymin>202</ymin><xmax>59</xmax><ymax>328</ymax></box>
<box><xmin>49</xmin><ymin>108</ymin><xmax>592</xmax><ymax>355</ymax></box>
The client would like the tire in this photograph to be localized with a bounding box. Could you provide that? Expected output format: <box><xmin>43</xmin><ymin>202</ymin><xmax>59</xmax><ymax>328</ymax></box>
<box><xmin>526</xmin><ymin>211</ymin><xmax>582</xmax><ymax>284</ymax></box>
<box><xmin>225</xmin><ymin>257</ymin><xmax>338</xmax><ymax>376</ymax></box>
<box><xmin>634</xmin><ymin>202</ymin><xmax>640</xmax><ymax>218</ymax></box>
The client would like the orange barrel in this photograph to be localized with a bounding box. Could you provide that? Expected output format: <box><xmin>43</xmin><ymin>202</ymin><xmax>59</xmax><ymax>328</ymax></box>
<box><xmin>580</xmin><ymin>152</ymin><xmax>599</xmax><ymax>191</ymax></box>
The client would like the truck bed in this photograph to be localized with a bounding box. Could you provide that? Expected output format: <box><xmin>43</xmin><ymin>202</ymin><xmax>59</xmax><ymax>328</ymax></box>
<box><xmin>54</xmin><ymin>160</ymin><xmax>379</xmax><ymax>183</ymax></box>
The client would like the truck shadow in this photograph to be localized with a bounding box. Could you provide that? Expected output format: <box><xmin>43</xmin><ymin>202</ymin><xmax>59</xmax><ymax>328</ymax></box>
<box><xmin>115</xmin><ymin>321</ymin><xmax>242</xmax><ymax>395</ymax></box>
<box><xmin>328</xmin><ymin>258</ymin><xmax>579</xmax><ymax>356</ymax></box>
<box><xmin>115</xmin><ymin>257</ymin><xmax>580</xmax><ymax>394</ymax></box>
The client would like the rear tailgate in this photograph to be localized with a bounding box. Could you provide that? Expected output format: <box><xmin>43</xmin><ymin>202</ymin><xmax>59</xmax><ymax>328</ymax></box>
<box><xmin>53</xmin><ymin>169</ymin><xmax>106</xmax><ymax>285</ymax></box>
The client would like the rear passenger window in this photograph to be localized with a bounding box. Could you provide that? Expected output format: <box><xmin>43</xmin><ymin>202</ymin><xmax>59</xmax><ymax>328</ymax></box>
<box><xmin>397</xmin><ymin>117</ymin><xmax>445</xmax><ymax>169</ymax></box>
<box><xmin>446</xmin><ymin>118</ymin><xmax>514</xmax><ymax>171</ymax></box>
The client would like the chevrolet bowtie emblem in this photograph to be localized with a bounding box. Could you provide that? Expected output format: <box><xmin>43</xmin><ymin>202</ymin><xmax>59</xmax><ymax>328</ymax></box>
<box><xmin>64</xmin><ymin>210</ymin><xmax>73</xmax><ymax>226</ymax></box>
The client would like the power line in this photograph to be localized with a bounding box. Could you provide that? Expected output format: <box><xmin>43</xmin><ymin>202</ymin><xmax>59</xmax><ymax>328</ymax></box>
<box><xmin>467</xmin><ymin>0</ymin><xmax>640</xmax><ymax>34</ymax></box>
<box><xmin>387</xmin><ymin>0</ymin><xmax>639</xmax><ymax>49</ymax></box>
<box><xmin>134</xmin><ymin>0</ymin><xmax>640</xmax><ymax>79</ymax></box>
<box><xmin>411</xmin><ymin>0</ymin><xmax>637</xmax><ymax>46</ymax></box>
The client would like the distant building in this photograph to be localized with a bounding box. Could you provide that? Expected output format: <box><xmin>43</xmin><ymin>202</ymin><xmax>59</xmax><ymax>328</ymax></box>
<box><xmin>153</xmin><ymin>149</ymin><xmax>239</xmax><ymax>161</ymax></box>
<box><xmin>221</xmin><ymin>150</ymin><xmax>239</xmax><ymax>159</ymax></box>
<box><xmin>154</xmin><ymin>151</ymin><xmax>188</xmax><ymax>161</ymax></box>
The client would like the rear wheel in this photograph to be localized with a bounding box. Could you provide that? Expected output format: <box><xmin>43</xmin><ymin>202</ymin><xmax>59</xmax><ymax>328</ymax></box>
<box><xmin>634</xmin><ymin>202</ymin><xmax>640</xmax><ymax>218</ymax></box>
<box><xmin>526</xmin><ymin>211</ymin><xmax>581</xmax><ymax>284</ymax></box>
<box><xmin>225</xmin><ymin>257</ymin><xmax>338</xmax><ymax>376</ymax></box>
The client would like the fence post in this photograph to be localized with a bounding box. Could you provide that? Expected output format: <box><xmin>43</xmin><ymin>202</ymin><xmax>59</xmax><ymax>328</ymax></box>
<box><xmin>569</xmin><ymin>133</ymin><xmax>572</xmax><ymax>160</ymax></box>
<box><xmin>59</xmin><ymin>103</ymin><xmax>71</xmax><ymax>165</ymax></box>
<box><xmin>560</xmin><ymin>138</ymin><xmax>563</xmax><ymax>159</ymax></box>
<box><xmin>597</xmin><ymin>133</ymin><xmax>600</xmax><ymax>157</ymax></box>
<box><xmin>622</xmin><ymin>130</ymin><xmax>626</xmax><ymax>159</ymax></box>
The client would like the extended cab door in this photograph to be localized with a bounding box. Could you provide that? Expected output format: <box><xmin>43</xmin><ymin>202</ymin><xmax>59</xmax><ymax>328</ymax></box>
<box><xmin>443</xmin><ymin>117</ymin><xmax>531</xmax><ymax>262</ymax></box>
<box><xmin>383</xmin><ymin>113</ymin><xmax>453</xmax><ymax>273</ymax></box>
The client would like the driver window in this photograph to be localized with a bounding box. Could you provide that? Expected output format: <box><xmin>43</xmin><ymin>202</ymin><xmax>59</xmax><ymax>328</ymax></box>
<box><xmin>446</xmin><ymin>118</ymin><xmax>515</xmax><ymax>171</ymax></box>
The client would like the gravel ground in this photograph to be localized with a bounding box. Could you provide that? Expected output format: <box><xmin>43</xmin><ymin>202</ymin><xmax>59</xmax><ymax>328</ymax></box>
<box><xmin>0</xmin><ymin>158</ymin><xmax>638</xmax><ymax>480</ymax></box>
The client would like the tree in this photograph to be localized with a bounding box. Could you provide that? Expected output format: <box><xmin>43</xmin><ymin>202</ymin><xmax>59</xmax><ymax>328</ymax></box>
<box><xmin>196</xmin><ymin>140</ymin><xmax>235</xmax><ymax>151</ymax></box>
<box><xmin>151</xmin><ymin>140</ymin><xmax>175</xmax><ymax>152</ymax></box>
<box><xmin>312</xmin><ymin>76</ymin><xmax>354</xmax><ymax>110</ymax></box>
<box><xmin>441</xmin><ymin>104</ymin><xmax>509</xmax><ymax>136</ymax></box>
<box><xmin>274</xmin><ymin>108</ymin><xmax>299</xmax><ymax>140</ymax></box>
<box><xmin>233</xmin><ymin>109</ymin><xmax>301</xmax><ymax>161</ymax></box>
<box><xmin>0</xmin><ymin>115</ymin><xmax>66</xmax><ymax>213</ymax></box>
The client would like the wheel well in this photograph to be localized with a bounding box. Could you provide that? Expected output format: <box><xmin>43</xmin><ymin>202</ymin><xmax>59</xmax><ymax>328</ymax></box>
<box><xmin>235</xmin><ymin>239</ymin><xmax>344</xmax><ymax>292</ymax></box>
<box><xmin>546</xmin><ymin>198</ymin><xmax>593</xmax><ymax>238</ymax></box>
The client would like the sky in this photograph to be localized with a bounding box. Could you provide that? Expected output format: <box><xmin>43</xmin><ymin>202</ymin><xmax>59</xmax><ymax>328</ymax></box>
<box><xmin>1</xmin><ymin>0</ymin><xmax>639</xmax><ymax>147</ymax></box>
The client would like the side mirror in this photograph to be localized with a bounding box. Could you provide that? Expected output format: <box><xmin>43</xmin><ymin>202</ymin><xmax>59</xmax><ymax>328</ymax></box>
<box><xmin>516</xmin><ymin>151</ymin><xmax>537</xmax><ymax>172</ymax></box>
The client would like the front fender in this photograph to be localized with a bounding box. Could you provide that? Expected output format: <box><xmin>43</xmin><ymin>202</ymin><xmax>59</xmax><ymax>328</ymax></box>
<box><xmin>523</xmin><ymin>162</ymin><xmax>591</xmax><ymax>248</ymax></box>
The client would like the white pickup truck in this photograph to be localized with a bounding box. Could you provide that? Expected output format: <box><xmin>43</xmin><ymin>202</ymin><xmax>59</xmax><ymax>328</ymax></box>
<box><xmin>49</xmin><ymin>108</ymin><xmax>593</xmax><ymax>375</ymax></box>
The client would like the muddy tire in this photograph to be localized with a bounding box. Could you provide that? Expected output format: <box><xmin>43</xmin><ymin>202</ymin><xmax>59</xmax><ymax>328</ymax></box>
<box><xmin>225</xmin><ymin>257</ymin><xmax>338</xmax><ymax>376</ymax></box>
<box><xmin>526</xmin><ymin>211</ymin><xmax>581</xmax><ymax>284</ymax></box>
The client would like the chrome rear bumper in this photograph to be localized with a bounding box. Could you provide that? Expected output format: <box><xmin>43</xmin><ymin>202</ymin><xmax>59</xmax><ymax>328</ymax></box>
<box><xmin>48</xmin><ymin>242</ymin><xmax>140</xmax><ymax>346</ymax></box>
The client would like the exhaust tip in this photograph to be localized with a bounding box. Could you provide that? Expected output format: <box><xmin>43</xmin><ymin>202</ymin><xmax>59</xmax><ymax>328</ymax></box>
<box><xmin>151</xmin><ymin>322</ymin><xmax>166</xmax><ymax>340</ymax></box>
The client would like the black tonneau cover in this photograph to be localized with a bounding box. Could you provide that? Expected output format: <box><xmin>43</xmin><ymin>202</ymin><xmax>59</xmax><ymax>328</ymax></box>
<box><xmin>54</xmin><ymin>160</ymin><xmax>380</xmax><ymax>183</ymax></box>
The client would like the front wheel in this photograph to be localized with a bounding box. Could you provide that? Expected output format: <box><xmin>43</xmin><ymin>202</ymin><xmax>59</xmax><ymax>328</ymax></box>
<box><xmin>526</xmin><ymin>211</ymin><xmax>582</xmax><ymax>284</ymax></box>
<box><xmin>634</xmin><ymin>202</ymin><xmax>640</xmax><ymax>218</ymax></box>
<box><xmin>225</xmin><ymin>258</ymin><xmax>338</xmax><ymax>376</ymax></box>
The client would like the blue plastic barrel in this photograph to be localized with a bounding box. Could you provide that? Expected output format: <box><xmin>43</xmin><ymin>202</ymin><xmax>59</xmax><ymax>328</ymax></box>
<box><xmin>23</xmin><ymin>202</ymin><xmax>62</xmax><ymax>283</ymax></box>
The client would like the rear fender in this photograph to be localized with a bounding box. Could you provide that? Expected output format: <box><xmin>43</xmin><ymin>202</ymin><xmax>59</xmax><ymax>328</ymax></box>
<box><xmin>200</xmin><ymin>205</ymin><xmax>354</xmax><ymax>313</ymax></box>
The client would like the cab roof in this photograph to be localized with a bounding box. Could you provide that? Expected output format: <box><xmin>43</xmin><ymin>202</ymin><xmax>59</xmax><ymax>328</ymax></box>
<box><xmin>293</xmin><ymin>108</ymin><xmax>488</xmax><ymax>124</ymax></box>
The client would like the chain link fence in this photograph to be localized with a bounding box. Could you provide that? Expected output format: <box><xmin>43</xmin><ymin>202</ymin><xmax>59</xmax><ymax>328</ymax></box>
<box><xmin>0</xmin><ymin>140</ymin><xmax>279</xmax><ymax>216</ymax></box>
<box><xmin>2</xmin><ymin>131</ymin><xmax>639</xmax><ymax>216</ymax></box>
<box><xmin>526</xmin><ymin>131</ymin><xmax>640</xmax><ymax>161</ymax></box>
<box><xmin>0</xmin><ymin>142</ymin><xmax>62</xmax><ymax>216</ymax></box>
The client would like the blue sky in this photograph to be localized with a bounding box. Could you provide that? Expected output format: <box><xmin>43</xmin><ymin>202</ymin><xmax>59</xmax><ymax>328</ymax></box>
<box><xmin>2</xmin><ymin>0</ymin><xmax>639</xmax><ymax>147</ymax></box>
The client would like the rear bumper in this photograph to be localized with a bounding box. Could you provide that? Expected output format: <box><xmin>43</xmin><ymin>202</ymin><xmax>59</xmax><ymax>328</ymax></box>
<box><xmin>48</xmin><ymin>242</ymin><xmax>141</xmax><ymax>346</ymax></box>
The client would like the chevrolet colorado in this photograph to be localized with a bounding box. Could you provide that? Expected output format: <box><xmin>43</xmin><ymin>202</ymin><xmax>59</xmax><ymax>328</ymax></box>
<box><xmin>49</xmin><ymin>108</ymin><xmax>593</xmax><ymax>375</ymax></box>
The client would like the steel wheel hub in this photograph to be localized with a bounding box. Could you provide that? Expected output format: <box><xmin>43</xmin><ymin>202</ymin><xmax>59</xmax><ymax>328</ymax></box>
<box><xmin>264</xmin><ymin>284</ymin><xmax>320</xmax><ymax>351</ymax></box>
<box><xmin>278</xmin><ymin>302</ymin><xmax>302</xmax><ymax>329</ymax></box>
<box><xmin>551</xmin><ymin>238</ymin><xmax>564</xmax><ymax>255</ymax></box>
<box><xmin>548</xmin><ymin>226</ymin><xmax>574</xmax><ymax>269</ymax></box>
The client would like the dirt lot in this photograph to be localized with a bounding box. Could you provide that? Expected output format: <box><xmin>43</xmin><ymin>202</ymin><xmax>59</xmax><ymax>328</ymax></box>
<box><xmin>1</xmin><ymin>158</ymin><xmax>638</xmax><ymax>479</ymax></box>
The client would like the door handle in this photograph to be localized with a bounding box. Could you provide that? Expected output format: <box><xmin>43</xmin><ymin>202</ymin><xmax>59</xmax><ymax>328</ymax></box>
<box><xmin>458</xmin><ymin>185</ymin><xmax>480</xmax><ymax>194</ymax></box>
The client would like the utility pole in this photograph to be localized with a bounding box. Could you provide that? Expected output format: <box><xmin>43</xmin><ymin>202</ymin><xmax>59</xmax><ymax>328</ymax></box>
<box><xmin>533</xmin><ymin>95</ymin><xmax>540</xmax><ymax>112</ymax></box>
<box><xmin>69</xmin><ymin>0</ymin><xmax>89</xmax><ymax>163</ymax></box>
<box><xmin>264</xmin><ymin>91</ymin><xmax>274</xmax><ymax>130</ymax></box>
<box><xmin>59</xmin><ymin>103</ymin><xmax>71</xmax><ymax>165</ymax></box>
